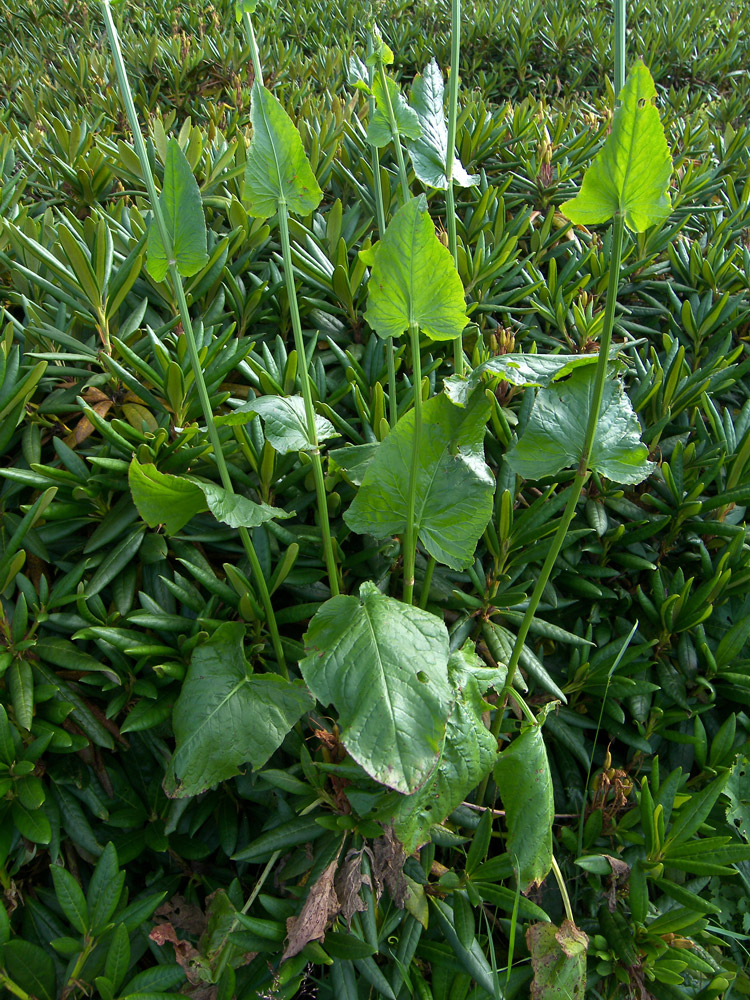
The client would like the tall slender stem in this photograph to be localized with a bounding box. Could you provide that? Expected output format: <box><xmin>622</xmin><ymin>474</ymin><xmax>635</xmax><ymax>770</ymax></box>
<box><xmin>403</xmin><ymin>321</ymin><xmax>422</xmax><ymax>604</ymax></box>
<box><xmin>445</xmin><ymin>0</ymin><xmax>464</xmax><ymax>376</ymax></box>
<box><xmin>614</xmin><ymin>0</ymin><xmax>626</xmax><ymax>94</ymax></box>
<box><xmin>241</xmin><ymin>10</ymin><xmax>264</xmax><ymax>85</ymax></box>
<box><xmin>419</xmin><ymin>554</ymin><xmax>436</xmax><ymax>609</ymax></box>
<box><xmin>100</xmin><ymin>0</ymin><xmax>287</xmax><ymax>673</ymax></box>
<box><xmin>492</xmin><ymin>213</ymin><xmax>625</xmax><ymax>738</ymax></box>
<box><xmin>368</xmin><ymin>30</ymin><xmax>398</xmax><ymax>427</ymax></box>
<box><xmin>277</xmin><ymin>200</ymin><xmax>340</xmax><ymax>597</ymax></box>
<box><xmin>377</xmin><ymin>63</ymin><xmax>411</xmax><ymax>205</ymax></box>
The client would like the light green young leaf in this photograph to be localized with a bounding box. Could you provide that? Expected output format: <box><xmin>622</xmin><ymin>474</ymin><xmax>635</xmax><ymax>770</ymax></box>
<box><xmin>494</xmin><ymin>714</ymin><xmax>554</xmax><ymax>891</ymax></box>
<box><xmin>344</xmin><ymin>390</ymin><xmax>493</xmax><ymax>569</ymax></box>
<box><xmin>367</xmin><ymin>73</ymin><xmax>422</xmax><ymax>148</ymax></box>
<box><xmin>146</xmin><ymin>138</ymin><xmax>208</xmax><ymax>281</ymax></box>
<box><xmin>360</xmin><ymin>196</ymin><xmax>467</xmax><ymax>341</ymax></box>
<box><xmin>445</xmin><ymin>350</ymin><xmax>605</xmax><ymax>407</ymax></box>
<box><xmin>234</xmin><ymin>0</ymin><xmax>259</xmax><ymax>21</ymax></box>
<box><xmin>244</xmin><ymin>82</ymin><xmax>323</xmax><ymax>218</ymax></box>
<box><xmin>300</xmin><ymin>581</ymin><xmax>452</xmax><ymax>793</ymax></box>
<box><xmin>216</xmin><ymin>395</ymin><xmax>338</xmax><ymax>453</ymax></box>
<box><xmin>128</xmin><ymin>460</ymin><xmax>289</xmax><ymax>534</ymax></box>
<box><xmin>561</xmin><ymin>61</ymin><xmax>672</xmax><ymax>232</ymax></box>
<box><xmin>387</xmin><ymin>646</ymin><xmax>499</xmax><ymax>851</ymax></box>
<box><xmin>406</xmin><ymin>59</ymin><xmax>478</xmax><ymax>190</ymax></box>
<box><xmin>164</xmin><ymin>623</ymin><xmax>314</xmax><ymax>797</ymax></box>
<box><xmin>506</xmin><ymin>364</ymin><xmax>653</xmax><ymax>485</ymax></box>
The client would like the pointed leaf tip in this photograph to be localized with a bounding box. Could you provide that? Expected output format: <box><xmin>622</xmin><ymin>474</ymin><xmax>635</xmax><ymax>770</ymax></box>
<box><xmin>561</xmin><ymin>61</ymin><xmax>672</xmax><ymax>232</ymax></box>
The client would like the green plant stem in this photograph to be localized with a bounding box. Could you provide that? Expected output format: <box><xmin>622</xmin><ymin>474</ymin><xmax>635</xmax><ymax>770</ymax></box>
<box><xmin>614</xmin><ymin>0</ymin><xmax>626</xmax><ymax>94</ymax></box>
<box><xmin>445</xmin><ymin>0</ymin><xmax>463</xmax><ymax>376</ymax></box>
<box><xmin>419</xmin><ymin>554</ymin><xmax>436</xmax><ymax>608</ymax></box>
<box><xmin>492</xmin><ymin>213</ymin><xmax>625</xmax><ymax>736</ymax></box>
<box><xmin>377</xmin><ymin>63</ymin><xmax>411</xmax><ymax>204</ymax></box>
<box><xmin>101</xmin><ymin>0</ymin><xmax>287</xmax><ymax>675</ymax></box>
<box><xmin>277</xmin><ymin>199</ymin><xmax>340</xmax><ymax>597</ymax></box>
<box><xmin>368</xmin><ymin>33</ymin><xmax>398</xmax><ymax>427</ymax></box>
<box><xmin>550</xmin><ymin>854</ymin><xmax>575</xmax><ymax>924</ymax></box>
<box><xmin>0</xmin><ymin>974</ymin><xmax>30</xmax><ymax>1000</ymax></box>
<box><xmin>403</xmin><ymin>321</ymin><xmax>422</xmax><ymax>604</ymax></box>
<box><xmin>241</xmin><ymin>10</ymin><xmax>264</xmax><ymax>85</ymax></box>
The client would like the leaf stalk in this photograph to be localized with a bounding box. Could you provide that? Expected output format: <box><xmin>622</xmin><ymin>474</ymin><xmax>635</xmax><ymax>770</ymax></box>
<box><xmin>403</xmin><ymin>320</ymin><xmax>423</xmax><ymax>604</ymax></box>
<box><xmin>277</xmin><ymin>199</ymin><xmax>340</xmax><ymax>597</ymax></box>
<box><xmin>100</xmin><ymin>0</ymin><xmax>287</xmax><ymax>674</ymax></box>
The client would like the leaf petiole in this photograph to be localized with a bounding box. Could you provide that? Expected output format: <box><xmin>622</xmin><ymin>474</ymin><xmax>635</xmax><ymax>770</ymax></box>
<box><xmin>403</xmin><ymin>320</ymin><xmax>422</xmax><ymax>604</ymax></box>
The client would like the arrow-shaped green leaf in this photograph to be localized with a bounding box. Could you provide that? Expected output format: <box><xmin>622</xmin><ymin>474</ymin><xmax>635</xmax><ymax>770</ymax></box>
<box><xmin>244</xmin><ymin>81</ymin><xmax>323</xmax><ymax>218</ymax></box>
<box><xmin>561</xmin><ymin>61</ymin><xmax>672</xmax><ymax>232</ymax></box>
<box><xmin>360</xmin><ymin>196</ymin><xmax>467</xmax><ymax>341</ymax></box>
<box><xmin>147</xmin><ymin>138</ymin><xmax>208</xmax><ymax>281</ymax></box>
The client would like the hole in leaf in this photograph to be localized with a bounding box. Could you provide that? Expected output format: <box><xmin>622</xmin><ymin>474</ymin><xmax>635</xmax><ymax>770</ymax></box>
<box><xmin>416</xmin><ymin>670</ymin><xmax>429</xmax><ymax>683</ymax></box>
<box><xmin>637</xmin><ymin>98</ymin><xmax>646</xmax><ymax>108</ymax></box>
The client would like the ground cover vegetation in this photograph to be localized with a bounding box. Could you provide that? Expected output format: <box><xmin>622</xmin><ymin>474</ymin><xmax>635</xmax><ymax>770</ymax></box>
<box><xmin>1</xmin><ymin>0</ymin><xmax>750</xmax><ymax>997</ymax></box>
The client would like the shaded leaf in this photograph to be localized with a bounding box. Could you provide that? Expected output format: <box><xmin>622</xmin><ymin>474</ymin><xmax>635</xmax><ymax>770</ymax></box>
<box><xmin>300</xmin><ymin>581</ymin><xmax>452</xmax><ymax>793</ymax></box>
<box><xmin>359</xmin><ymin>196</ymin><xmax>467</xmax><ymax>341</ymax></box>
<box><xmin>406</xmin><ymin>59</ymin><xmax>477</xmax><ymax>189</ymax></box>
<box><xmin>164</xmin><ymin>623</ymin><xmax>314</xmax><ymax>797</ymax></box>
<box><xmin>506</xmin><ymin>365</ymin><xmax>653</xmax><ymax>485</ymax></box>
<box><xmin>345</xmin><ymin>390</ymin><xmax>493</xmax><ymax>569</ymax></box>
<box><xmin>561</xmin><ymin>61</ymin><xmax>672</xmax><ymax>232</ymax></box>
<box><xmin>494</xmin><ymin>710</ymin><xmax>554</xmax><ymax>891</ymax></box>
<box><xmin>244</xmin><ymin>82</ymin><xmax>323</xmax><ymax>218</ymax></box>
<box><xmin>528</xmin><ymin>920</ymin><xmax>588</xmax><ymax>1000</ymax></box>
<box><xmin>725</xmin><ymin>755</ymin><xmax>749</xmax><ymax>844</ymax></box>
<box><xmin>3</xmin><ymin>940</ymin><xmax>56</xmax><ymax>1000</ymax></box>
<box><xmin>147</xmin><ymin>139</ymin><xmax>208</xmax><ymax>281</ymax></box>
<box><xmin>387</xmin><ymin>647</ymin><xmax>498</xmax><ymax>852</ymax></box>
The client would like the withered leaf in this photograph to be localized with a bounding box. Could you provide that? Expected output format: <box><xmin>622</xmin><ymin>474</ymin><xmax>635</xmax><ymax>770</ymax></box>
<box><xmin>149</xmin><ymin>922</ymin><xmax>205</xmax><ymax>984</ymax></box>
<box><xmin>372</xmin><ymin>826</ymin><xmax>408</xmax><ymax>908</ymax></box>
<box><xmin>335</xmin><ymin>848</ymin><xmax>372</xmax><ymax>928</ymax></box>
<box><xmin>602</xmin><ymin>854</ymin><xmax>630</xmax><ymax>911</ymax></box>
<box><xmin>527</xmin><ymin>919</ymin><xmax>588</xmax><ymax>1000</ymax></box>
<box><xmin>282</xmin><ymin>857</ymin><xmax>341</xmax><ymax>962</ymax></box>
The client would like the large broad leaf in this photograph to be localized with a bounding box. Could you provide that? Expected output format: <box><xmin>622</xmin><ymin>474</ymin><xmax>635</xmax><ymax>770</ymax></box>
<box><xmin>344</xmin><ymin>390</ymin><xmax>494</xmax><ymax>569</ymax></box>
<box><xmin>445</xmin><ymin>351</ymin><xmax>605</xmax><ymax>407</ymax></box>
<box><xmin>494</xmin><ymin>708</ymin><xmax>555</xmax><ymax>892</ymax></box>
<box><xmin>164</xmin><ymin>623</ymin><xmax>314</xmax><ymax>797</ymax></box>
<box><xmin>244</xmin><ymin>81</ymin><xmax>323</xmax><ymax>218</ymax></box>
<box><xmin>215</xmin><ymin>395</ymin><xmax>338</xmax><ymax>453</ymax></box>
<box><xmin>527</xmin><ymin>921</ymin><xmax>588</xmax><ymax>1000</ymax></box>
<box><xmin>366</xmin><ymin>73</ymin><xmax>422</xmax><ymax>149</ymax></box>
<box><xmin>359</xmin><ymin>196</ymin><xmax>468</xmax><ymax>342</ymax></box>
<box><xmin>300</xmin><ymin>581</ymin><xmax>452</xmax><ymax>794</ymax></box>
<box><xmin>147</xmin><ymin>138</ymin><xmax>208</xmax><ymax>281</ymax></box>
<box><xmin>406</xmin><ymin>59</ymin><xmax>477</xmax><ymax>190</ymax></box>
<box><xmin>386</xmin><ymin>645</ymin><xmax>499</xmax><ymax>851</ymax></box>
<box><xmin>506</xmin><ymin>364</ymin><xmax>653</xmax><ymax>485</ymax></box>
<box><xmin>128</xmin><ymin>459</ymin><xmax>289</xmax><ymax>534</ymax></box>
<box><xmin>561</xmin><ymin>61</ymin><xmax>672</xmax><ymax>232</ymax></box>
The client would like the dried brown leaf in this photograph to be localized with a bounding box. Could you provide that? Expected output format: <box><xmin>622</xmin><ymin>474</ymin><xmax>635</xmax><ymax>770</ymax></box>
<box><xmin>372</xmin><ymin>826</ymin><xmax>407</xmax><ymax>908</ymax></box>
<box><xmin>335</xmin><ymin>848</ymin><xmax>372</xmax><ymax>928</ymax></box>
<box><xmin>282</xmin><ymin>856</ymin><xmax>341</xmax><ymax>962</ymax></box>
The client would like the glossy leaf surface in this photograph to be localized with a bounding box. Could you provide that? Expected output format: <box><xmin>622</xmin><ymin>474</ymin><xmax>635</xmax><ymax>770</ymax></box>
<box><xmin>406</xmin><ymin>59</ymin><xmax>477</xmax><ymax>189</ymax></box>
